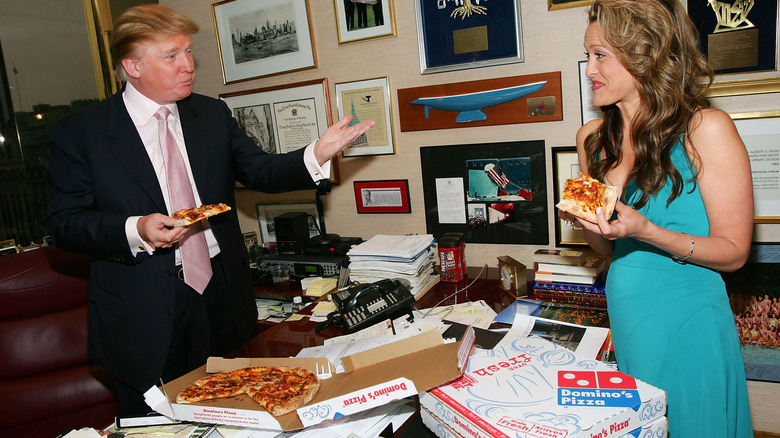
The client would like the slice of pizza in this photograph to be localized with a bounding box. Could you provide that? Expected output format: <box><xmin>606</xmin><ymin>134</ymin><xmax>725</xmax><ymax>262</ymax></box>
<box><xmin>245</xmin><ymin>369</ymin><xmax>320</xmax><ymax>417</ymax></box>
<box><xmin>172</xmin><ymin>203</ymin><xmax>232</xmax><ymax>227</ymax></box>
<box><xmin>556</xmin><ymin>172</ymin><xmax>619</xmax><ymax>223</ymax></box>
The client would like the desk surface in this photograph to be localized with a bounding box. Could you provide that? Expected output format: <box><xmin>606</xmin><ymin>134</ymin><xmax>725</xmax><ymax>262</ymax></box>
<box><xmin>234</xmin><ymin>274</ymin><xmax>515</xmax><ymax>358</ymax></box>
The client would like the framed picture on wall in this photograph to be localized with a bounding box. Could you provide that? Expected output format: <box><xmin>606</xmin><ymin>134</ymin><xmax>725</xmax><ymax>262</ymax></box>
<box><xmin>219</xmin><ymin>78</ymin><xmax>339</xmax><ymax>183</ymax></box>
<box><xmin>420</xmin><ymin>140</ymin><xmax>548</xmax><ymax>244</ymax></box>
<box><xmin>686</xmin><ymin>0</ymin><xmax>780</xmax><ymax>97</ymax></box>
<box><xmin>413</xmin><ymin>0</ymin><xmax>524</xmax><ymax>74</ymax></box>
<box><xmin>353</xmin><ymin>180</ymin><xmax>411</xmax><ymax>214</ymax></box>
<box><xmin>730</xmin><ymin>110</ymin><xmax>780</xmax><ymax>223</ymax></box>
<box><xmin>335</xmin><ymin>77</ymin><xmax>395</xmax><ymax>157</ymax></box>
<box><xmin>256</xmin><ymin>202</ymin><xmax>320</xmax><ymax>243</ymax></box>
<box><xmin>212</xmin><ymin>0</ymin><xmax>316</xmax><ymax>84</ymax></box>
<box><xmin>333</xmin><ymin>0</ymin><xmax>396</xmax><ymax>44</ymax></box>
<box><xmin>548</xmin><ymin>0</ymin><xmax>591</xmax><ymax>11</ymax></box>
<box><xmin>578</xmin><ymin>60</ymin><xmax>601</xmax><ymax>125</ymax></box>
<box><xmin>552</xmin><ymin>146</ymin><xmax>587</xmax><ymax>246</ymax></box>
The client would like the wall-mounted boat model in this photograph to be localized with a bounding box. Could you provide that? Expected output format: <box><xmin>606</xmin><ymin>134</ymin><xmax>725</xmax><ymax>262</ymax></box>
<box><xmin>410</xmin><ymin>80</ymin><xmax>547</xmax><ymax>123</ymax></box>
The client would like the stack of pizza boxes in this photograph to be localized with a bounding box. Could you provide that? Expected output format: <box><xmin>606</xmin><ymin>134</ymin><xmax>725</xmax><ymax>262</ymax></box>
<box><xmin>145</xmin><ymin>329</ymin><xmax>477</xmax><ymax>432</ymax></box>
<box><xmin>420</xmin><ymin>335</ymin><xmax>668</xmax><ymax>438</ymax></box>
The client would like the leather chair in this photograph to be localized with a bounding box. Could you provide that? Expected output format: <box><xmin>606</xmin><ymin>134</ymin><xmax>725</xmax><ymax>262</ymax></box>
<box><xmin>0</xmin><ymin>246</ymin><xmax>117</xmax><ymax>437</ymax></box>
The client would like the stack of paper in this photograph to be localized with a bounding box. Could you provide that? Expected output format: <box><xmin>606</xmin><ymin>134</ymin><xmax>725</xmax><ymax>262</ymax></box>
<box><xmin>347</xmin><ymin>234</ymin><xmax>439</xmax><ymax>298</ymax></box>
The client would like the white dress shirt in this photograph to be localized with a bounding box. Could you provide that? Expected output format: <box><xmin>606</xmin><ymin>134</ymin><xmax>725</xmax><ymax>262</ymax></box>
<box><xmin>122</xmin><ymin>82</ymin><xmax>329</xmax><ymax>262</ymax></box>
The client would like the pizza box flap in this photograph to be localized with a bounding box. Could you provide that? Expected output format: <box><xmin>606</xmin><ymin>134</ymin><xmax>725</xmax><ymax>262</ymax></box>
<box><xmin>341</xmin><ymin>330</ymin><xmax>445</xmax><ymax>372</ymax></box>
<box><xmin>206</xmin><ymin>357</ymin><xmax>328</xmax><ymax>374</ymax></box>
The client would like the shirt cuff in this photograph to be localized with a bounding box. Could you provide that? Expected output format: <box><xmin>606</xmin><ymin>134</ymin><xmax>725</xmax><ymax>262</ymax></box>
<box><xmin>126</xmin><ymin>216</ymin><xmax>154</xmax><ymax>255</ymax></box>
<box><xmin>304</xmin><ymin>139</ymin><xmax>331</xmax><ymax>182</ymax></box>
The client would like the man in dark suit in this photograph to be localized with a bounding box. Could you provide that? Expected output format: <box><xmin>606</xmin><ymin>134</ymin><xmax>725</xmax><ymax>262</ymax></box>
<box><xmin>44</xmin><ymin>4</ymin><xmax>374</xmax><ymax>417</ymax></box>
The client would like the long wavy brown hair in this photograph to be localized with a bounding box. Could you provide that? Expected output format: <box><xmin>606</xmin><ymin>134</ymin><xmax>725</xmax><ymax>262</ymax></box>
<box><xmin>585</xmin><ymin>0</ymin><xmax>713</xmax><ymax>208</ymax></box>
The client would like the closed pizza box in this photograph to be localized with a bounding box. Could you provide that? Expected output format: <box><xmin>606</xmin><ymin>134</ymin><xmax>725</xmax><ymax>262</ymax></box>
<box><xmin>145</xmin><ymin>329</ymin><xmax>474</xmax><ymax>431</ymax></box>
<box><xmin>421</xmin><ymin>406</ymin><xmax>668</xmax><ymax>438</ymax></box>
<box><xmin>419</xmin><ymin>336</ymin><xmax>666</xmax><ymax>438</ymax></box>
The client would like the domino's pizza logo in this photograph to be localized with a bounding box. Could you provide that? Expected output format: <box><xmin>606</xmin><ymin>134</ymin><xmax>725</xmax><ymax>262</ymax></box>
<box><xmin>557</xmin><ymin>370</ymin><xmax>640</xmax><ymax>408</ymax></box>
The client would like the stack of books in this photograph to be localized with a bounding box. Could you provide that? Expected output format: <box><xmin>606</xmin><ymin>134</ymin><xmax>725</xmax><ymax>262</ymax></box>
<box><xmin>346</xmin><ymin>234</ymin><xmax>440</xmax><ymax>299</ymax></box>
<box><xmin>531</xmin><ymin>249</ymin><xmax>608</xmax><ymax>309</ymax></box>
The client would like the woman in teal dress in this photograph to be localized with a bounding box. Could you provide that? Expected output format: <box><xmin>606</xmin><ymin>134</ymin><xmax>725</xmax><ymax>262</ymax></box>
<box><xmin>558</xmin><ymin>0</ymin><xmax>754</xmax><ymax>436</ymax></box>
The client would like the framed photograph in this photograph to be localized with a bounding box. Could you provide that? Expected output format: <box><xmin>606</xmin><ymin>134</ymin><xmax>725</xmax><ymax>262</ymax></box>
<box><xmin>548</xmin><ymin>0</ymin><xmax>591</xmax><ymax>11</ymax></box>
<box><xmin>414</xmin><ymin>0</ymin><xmax>524</xmax><ymax>74</ymax></box>
<box><xmin>219</xmin><ymin>78</ymin><xmax>339</xmax><ymax>183</ymax></box>
<box><xmin>731</xmin><ymin>110</ymin><xmax>780</xmax><ymax>223</ymax></box>
<box><xmin>212</xmin><ymin>0</ymin><xmax>316</xmax><ymax>84</ymax></box>
<box><xmin>353</xmin><ymin>179</ymin><xmax>411</xmax><ymax>214</ymax></box>
<box><xmin>419</xmin><ymin>140</ymin><xmax>548</xmax><ymax>245</ymax></box>
<box><xmin>333</xmin><ymin>0</ymin><xmax>396</xmax><ymax>44</ymax></box>
<box><xmin>335</xmin><ymin>77</ymin><xmax>395</xmax><ymax>157</ymax></box>
<box><xmin>256</xmin><ymin>202</ymin><xmax>320</xmax><ymax>243</ymax></box>
<box><xmin>578</xmin><ymin>60</ymin><xmax>601</xmax><ymax>125</ymax></box>
<box><xmin>722</xmin><ymin>243</ymin><xmax>780</xmax><ymax>382</ymax></box>
<box><xmin>243</xmin><ymin>231</ymin><xmax>260</xmax><ymax>268</ymax></box>
<box><xmin>686</xmin><ymin>0</ymin><xmax>780</xmax><ymax>97</ymax></box>
<box><xmin>552</xmin><ymin>146</ymin><xmax>588</xmax><ymax>246</ymax></box>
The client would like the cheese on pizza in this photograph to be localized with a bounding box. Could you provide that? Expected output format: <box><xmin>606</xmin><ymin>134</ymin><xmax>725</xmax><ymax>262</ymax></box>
<box><xmin>172</xmin><ymin>203</ymin><xmax>231</xmax><ymax>227</ymax></box>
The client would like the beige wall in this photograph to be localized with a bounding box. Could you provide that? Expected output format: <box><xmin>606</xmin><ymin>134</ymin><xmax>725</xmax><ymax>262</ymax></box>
<box><xmin>163</xmin><ymin>2</ymin><xmax>779</xmax><ymax>431</ymax></box>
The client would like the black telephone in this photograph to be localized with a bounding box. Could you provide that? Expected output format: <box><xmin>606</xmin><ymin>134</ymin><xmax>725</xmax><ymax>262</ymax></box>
<box><xmin>316</xmin><ymin>279</ymin><xmax>415</xmax><ymax>333</ymax></box>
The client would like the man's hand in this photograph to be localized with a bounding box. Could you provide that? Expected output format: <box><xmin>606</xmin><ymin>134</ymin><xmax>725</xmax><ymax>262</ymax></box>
<box><xmin>314</xmin><ymin>115</ymin><xmax>377</xmax><ymax>165</ymax></box>
<box><xmin>137</xmin><ymin>213</ymin><xmax>188</xmax><ymax>249</ymax></box>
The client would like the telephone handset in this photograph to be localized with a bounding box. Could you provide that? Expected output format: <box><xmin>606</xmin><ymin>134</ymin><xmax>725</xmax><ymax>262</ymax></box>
<box><xmin>316</xmin><ymin>279</ymin><xmax>415</xmax><ymax>333</ymax></box>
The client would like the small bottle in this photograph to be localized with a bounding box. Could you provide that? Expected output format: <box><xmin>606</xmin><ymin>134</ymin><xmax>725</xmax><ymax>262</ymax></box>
<box><xmin>292</xmin><ymin>296</ymin><xmax>304</xmax><ymax>312</ymax></box>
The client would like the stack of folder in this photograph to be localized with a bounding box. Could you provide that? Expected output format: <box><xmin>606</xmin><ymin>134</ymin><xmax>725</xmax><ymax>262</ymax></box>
<box><xmin>346</xmin><ymin>234</ymin><xmax>439</xmax><ymax>299</ymax></box>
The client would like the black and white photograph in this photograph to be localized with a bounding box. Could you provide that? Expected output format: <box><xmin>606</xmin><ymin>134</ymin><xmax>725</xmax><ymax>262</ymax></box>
<box><xmin>213</xmin><ymin>0</ymin><xmax>316</xmax><ymax>83</ymax></box>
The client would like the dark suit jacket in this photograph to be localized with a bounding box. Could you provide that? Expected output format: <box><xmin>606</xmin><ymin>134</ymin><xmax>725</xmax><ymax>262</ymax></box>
<box><xmin>45</xmin><ymin>91</ymin><xmax>315</xmax><ymax>391</ymax></box>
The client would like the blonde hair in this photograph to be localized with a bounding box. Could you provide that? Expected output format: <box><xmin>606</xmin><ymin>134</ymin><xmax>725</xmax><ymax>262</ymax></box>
<box><xmin>585</xmin><ymin>0</ymin><xmax>713</xmax><ymax>208</ymax></box>
<box><xmin>110</xmin><ymin>4</ymin><xmax>199</xmax><ymax>81</ymax></box>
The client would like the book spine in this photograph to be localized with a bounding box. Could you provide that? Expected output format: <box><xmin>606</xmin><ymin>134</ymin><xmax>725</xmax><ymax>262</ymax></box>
<box><xmin>531</xmin><ymin>280</ymin><xmax>605</xmax><ymax>294</ymax></box>
<box><xmin>532</xmin><ymin>289</ymin><xmax>608</xmax><ymax>309</ymax></box>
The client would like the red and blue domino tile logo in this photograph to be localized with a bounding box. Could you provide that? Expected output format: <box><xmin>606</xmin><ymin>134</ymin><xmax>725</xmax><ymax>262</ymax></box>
<box><xmin>557</xmin><ymin>370</ymin><xmax>641</xmax><ymax>408</ymax></box>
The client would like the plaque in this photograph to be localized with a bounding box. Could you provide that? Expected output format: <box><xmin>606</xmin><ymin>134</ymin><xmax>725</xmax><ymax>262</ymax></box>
<box><xmin>687</xmin><ymin>0</ymin><xmax>777</xmax><ymax>75</ymax></box>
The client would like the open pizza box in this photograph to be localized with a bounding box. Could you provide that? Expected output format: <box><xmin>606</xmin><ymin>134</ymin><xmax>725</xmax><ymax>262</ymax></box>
<box><xmin>144</xmin><ymin>329</ymin><xmax>475</xmax><ymax>431</ymax></box>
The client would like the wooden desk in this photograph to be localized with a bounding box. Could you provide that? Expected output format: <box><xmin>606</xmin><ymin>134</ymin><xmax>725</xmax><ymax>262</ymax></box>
<box><xmin>236</xmin><ymin>273</ymin><xmax>515</xmax><ymax>358</ymax></box>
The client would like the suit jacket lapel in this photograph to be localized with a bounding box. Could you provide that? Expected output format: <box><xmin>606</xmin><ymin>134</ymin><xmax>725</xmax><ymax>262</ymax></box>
<box><xmin>177</xmin><ymin>98</ymin><xmax>209</xmax><ymax>197</ymax></box>
<box><xmin>105</xmin><ymin>93</ymin><xmax>168</xmax><ymax>213</ymax></box>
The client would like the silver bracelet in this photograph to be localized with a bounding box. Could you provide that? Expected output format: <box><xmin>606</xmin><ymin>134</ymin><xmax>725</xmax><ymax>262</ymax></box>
<box><xmin>672</xmin><ymin>232</ymin><xmax>694</xmax><ymax>264</ymax></box>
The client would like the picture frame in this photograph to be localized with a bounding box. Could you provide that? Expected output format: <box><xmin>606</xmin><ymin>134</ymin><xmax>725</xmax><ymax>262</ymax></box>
<box><xmin>397</xmin><ymin>72</ymin><xmax>563</xmax><ymax>132</ymax></box>
<box><xmin>333</xmin><ymin>0</ymin><xmax>396</xmax><ymax>44</ymax></box>
<box><xmin>548</xmin><ymin>0</ymin><xmax>591</xmax><ymax>11</ymax></box>
<box><xmin>419</xmin><ymin>140</ymin><xmax>549</xmax><ymax>245</ymax></box>
<box><xmin>212</xmin><ymin>0</ymin><xmax>316</xmax><ymax>84</ymax></box>
<box><xmin>335</xmin><ymin>77</ymin><xmax>395</xmax><ymax>157</ymax></box>
<box><xmin>730</xmin><ymin>110</ymin><xmax>780</xmax><ymax>223</ymax></box>
<box><xmin>413</xmin><ymin>0</ymin><xmax>524</xmax><ymax>74</ymax></box>
<box><xmin>686</xmin><ymin>0</ymin><xmax>780</xmax><ymax>97</ymax></box>
<box><xmin>219</xmin><ymin>78</ymin><xmax>339</xmax><ymax>184</ymax></box>
<box><xmin>256</xmin><ymin>202</ymin><xmax>320</xmax><ymax>243</ymax></box>
<box><xmin>353</xmin><ymin>179</ymin><xmax>411</xmax><ymax>214</ymax></box>
<box><xmin>242</xmin><ymin>231</ymin><xmax>260</xmax><ymax>268</ymax></box>
<box><xmin>578</xmin><ymin>60</ymin><xmax>601</xmax><ymax>125</ymax></box>
<box><xmin>722</xmin><ymin>242</ymin><xmax>780</xmax><ymax>382</ymax></box>
<box><xmin>552</xmin><ymin>146</ymin><xmax>588</xmax><ymax>247</ymax></box>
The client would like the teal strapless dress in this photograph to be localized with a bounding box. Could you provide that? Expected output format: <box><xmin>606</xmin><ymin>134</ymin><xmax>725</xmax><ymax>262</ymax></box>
<box><xmin>606</xmin><ymin>140</ymin><xmax>753</xmax><ymax>437</ymax></box>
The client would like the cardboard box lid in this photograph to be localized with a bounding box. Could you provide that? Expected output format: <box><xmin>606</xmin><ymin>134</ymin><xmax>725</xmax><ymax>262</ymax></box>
<box><xmin>150</xmin><ymin>330</ymin><xmax>471</xmax><ymax>431</ymax></box>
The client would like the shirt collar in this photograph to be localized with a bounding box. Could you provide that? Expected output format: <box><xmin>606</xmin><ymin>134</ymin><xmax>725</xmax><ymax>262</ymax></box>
<box><xmin>123</xmin><ymin>82</ymin><xmax>180</xmax><ymax>126</ymax></box>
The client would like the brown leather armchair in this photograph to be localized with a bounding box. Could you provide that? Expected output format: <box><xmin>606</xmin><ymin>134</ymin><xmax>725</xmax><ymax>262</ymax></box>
<box><xmin>0</xmin><ymin>246</ymin><xmax>117</xmax><ymax>437</ymax></box>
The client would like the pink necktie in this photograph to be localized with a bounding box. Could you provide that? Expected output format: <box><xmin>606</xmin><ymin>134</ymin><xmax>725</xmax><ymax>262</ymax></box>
<box><xmin>154</xmin><ymin>107</ymin><xmax>212</xmax><ymax>294</ymax></box>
